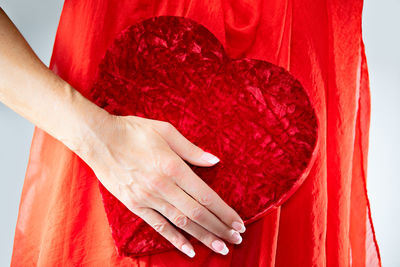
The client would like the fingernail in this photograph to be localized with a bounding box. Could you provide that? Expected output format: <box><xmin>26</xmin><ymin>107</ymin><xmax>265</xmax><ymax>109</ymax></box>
<box><xmin>212</xmin><ymin>240</ymin><xmax>229</xmax><ymax>255</ymax></box>
<box><xmin>230</xmin><ymin>229</ymin><xmax>242</xmax><ymax>244</ymax></box>
<box><xmin>201</xmin><ymin>151</ymin><xmax>220</xmax><ymax>164</ymax></box>
<box><xmin>232</xmin><ymin>221</ymin><xmax>246</xmax><ymax>233</ymax></box>
<box><xmin>182</xmin><ymin>244</ymin><xmax>195</xmax><ymax>258</ymax></box>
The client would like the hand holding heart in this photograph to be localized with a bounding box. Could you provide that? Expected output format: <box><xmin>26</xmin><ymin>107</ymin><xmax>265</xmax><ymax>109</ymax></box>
<box><xmin>86</xmin><ymin>113</ymin><xmax>246</xmax><ymax>258</ymax></box>
<box><xmin>88</xmin><ymin>16</ymin><xmax>319</xmax><ymax>258</ymax></box>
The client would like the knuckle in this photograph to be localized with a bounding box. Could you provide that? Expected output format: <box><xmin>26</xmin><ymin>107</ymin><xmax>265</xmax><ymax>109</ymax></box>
<box><xmin>160</xmin><ymin>121</ymin><xmax>175</xmax><ymax>135</ymax></box>
<box><xmin>125</xmin><ymin>198</ymin><xmax>141</xmax><ymax>211</ymax></box>
<box><xmin>156</xmin><ymin>202</ymin><xmax>168</xmax><ymax>216</ymax></box>
<box><xmin>190</xmin><ymin>206</ymin><xmax>206</xmax><ymax>221</ymax></box>
<box><xmin>152</xmin><ymin>221</ymin><xmax>168</xmax><ymax>233</ymax></box>
<box><xmin>129</xmin><ymin>198</ymin><xmax>141</xmax><ymax>210</ymax></box>
<box><xmin>198</xmin><ymin>194</ymin><xmax>213</xmax><ymax>207</ymax></box>
<box><xmin>130</xmin><ymin>206</ymin><xmax>149</xmax><ymax>218</ymax></box>
<box><xmin>173</xmin><ymin>214</ymin><xmax>189</xmax><ymax>228</ymax></box>
<box><xmin>148</xmin><ymin>175</ymin><xmax>168</xmax><ymax>192</ymax></box>
<box><xmin>162</xmin><ymin>157</ymin><xmax>181</xmax><ymax>177</ymax></box>
<box><xmin>121</xmin><ymin>191</ymin><xmax>142</xmax><ymax>211</ymax></box>
<box><xmin>151</xmin><ymin>201</ymin><xmax>171</xmax><ymax>219</ymax></box>
<box><xmin>135</xmin><ymin>189</ymin><xmax>152</xmax><ymax>203</ymax></box>
<box><xmin>165</xmin><ymin>121</ymin><xmax>176</xmax><ymax>132</ymax></box>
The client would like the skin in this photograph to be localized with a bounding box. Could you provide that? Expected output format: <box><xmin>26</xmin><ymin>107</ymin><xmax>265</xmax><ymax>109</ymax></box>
<box><xmin>0</xmin><ymin>8</ymin><xmax>246</xmax><ymax>258</ymax></box>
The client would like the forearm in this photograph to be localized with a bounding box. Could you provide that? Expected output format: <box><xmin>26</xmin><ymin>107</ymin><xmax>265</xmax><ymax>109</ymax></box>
<box><xmin>0</xmin><ymin>7</ymin><xmax>110</xmax><ymax>158</ymax></box>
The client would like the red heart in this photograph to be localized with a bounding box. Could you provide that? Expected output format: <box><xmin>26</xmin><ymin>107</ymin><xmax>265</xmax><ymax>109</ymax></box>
<box><xmin>89</xmin><ymin>16</ymin><xmax>319</xmax><ymax>257</ymax></box>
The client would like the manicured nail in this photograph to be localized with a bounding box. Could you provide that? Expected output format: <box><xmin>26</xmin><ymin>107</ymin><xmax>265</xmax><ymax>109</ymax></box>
<box><xmin>201</xmin><ymin>151</ymin><xmax>220</xmax><ymax>164</ymax></box>
<box><xmin>182</xmin><ymin>244</ymin><xmax>195</xmax><ymax>258</ymax></box>
<box><xmin>212</xmin><ymin>240</ymin><xmax>229</xmax><ymax>255</ymax></box>
<box><xmin>232</xmin><ymin>221</ymin><xmax>246</xmax><ymax>233</ymax></box>
<box><xmin>230</xmin><ymin>229</ymin><xmax>242</xmax><ymax>244</ymax></box>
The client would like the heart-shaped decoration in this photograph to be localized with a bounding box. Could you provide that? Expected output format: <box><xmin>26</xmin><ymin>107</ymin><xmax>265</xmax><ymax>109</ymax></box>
<box><xmin>89</xmin><ymin>16</ymin><xmax>319</xmax><ymax>257</ymax></box>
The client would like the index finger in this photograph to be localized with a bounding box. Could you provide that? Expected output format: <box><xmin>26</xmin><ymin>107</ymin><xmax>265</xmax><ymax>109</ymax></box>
<box><xmin>172</xmin><ymin>159</ymin><xmax>246</xmax><ymax>233</ymax></box>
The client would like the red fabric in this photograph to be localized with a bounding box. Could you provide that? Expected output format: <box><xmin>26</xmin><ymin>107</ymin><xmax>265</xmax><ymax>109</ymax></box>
<box><xmin>10</xmin><ymin>0</ymin><xmax>382</xmax><ymax>266</ymax></box>
<box><xmin>89</xmin><ymin>15</ymin><xmax>319</xmax><ymax>257</ymax></box>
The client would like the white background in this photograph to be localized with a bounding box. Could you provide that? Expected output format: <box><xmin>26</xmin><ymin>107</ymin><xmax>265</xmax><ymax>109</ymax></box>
<box><xmin>0</xmin><ymin>0</ymin><xmax>399</xmax><ymax>266</ymax></box>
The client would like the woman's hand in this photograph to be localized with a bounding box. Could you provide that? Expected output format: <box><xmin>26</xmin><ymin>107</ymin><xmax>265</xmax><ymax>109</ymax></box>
<box><xmin>83</xmin><ymin>114</ymin><xmax>246</xmax><ymax>258</ymax></box>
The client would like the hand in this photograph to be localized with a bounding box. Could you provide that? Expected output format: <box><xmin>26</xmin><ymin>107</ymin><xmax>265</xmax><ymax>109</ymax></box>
<box><xmin>83</xmin><ymin>114</ymin><xmax>246</xmax><ymax>258</ymax></box>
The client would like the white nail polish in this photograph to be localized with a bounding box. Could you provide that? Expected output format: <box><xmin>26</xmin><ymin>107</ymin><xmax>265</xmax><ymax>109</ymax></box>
<box><xmin>219</xmin><ymin>242</ymin><xmax>229</xmax><ymax>255</ymax></box>
<box><xmin>232</xmin><ymin>221</ymin><xmax>246</xmax><ymax>233</ymax></box>
<box><xmin>201</xmin><ymin>151</ymin><xmax>220</xmax><ymax>164</ymax></box>
<box><xmin>212</xmin><ymin>240</ymin><xmax>229</xmax><ymax>255</ymax></box>
<box><xmin>230</xmin><ymin>229</ymin><xmax>242</xmax><ymax>244</ymax></box>
<box><xmin>182</xmin><ymin>244</ymin><xmax>195</xmax><ymax>258</ymax></box>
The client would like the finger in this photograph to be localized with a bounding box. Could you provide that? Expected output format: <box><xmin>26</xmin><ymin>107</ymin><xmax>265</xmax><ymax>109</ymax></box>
<box><xmin>149</xmin><ymin>119</ymin><xmax>220</xmax><ymax>167</ymax></box>
<box><xmin>158</xmin><ymin>180</ymin><xmax>243</xmax><ymax>245</ymax></box>
<box><xmin>148</xmin><ymin>196</ymin><xmax>232</xmax><ymax>255</ymax></box>
<box><xmin>170</xmin><ymin>158</ymin><xmax>246</xmax><ymax>234</ymax></box>
<box><xmin>118</xmin><ymin>182</ymin><xmax>197</xmax><ymax>259</ymax></box>
<box><xmin>157</xmin><ymin>154</ymin><xmax>246</xmax><ymax>234</ymax></box>
<box><xmin>131</xmin><ymin>207</ymin><xmax>196</xmax><ymax>258</ymax></box>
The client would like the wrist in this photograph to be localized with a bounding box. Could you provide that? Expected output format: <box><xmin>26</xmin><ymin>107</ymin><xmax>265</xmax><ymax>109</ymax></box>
<box><xmin>55</xmin><ymin>82</ymin><xmax>114</xmax><ymax>161</ymax></box>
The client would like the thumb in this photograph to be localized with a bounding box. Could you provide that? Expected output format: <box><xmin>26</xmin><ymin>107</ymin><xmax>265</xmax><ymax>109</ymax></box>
<box><xmin>152</xmin><ymin>120</ymin><xmax>220</xmax><ymax>167</ymax></box>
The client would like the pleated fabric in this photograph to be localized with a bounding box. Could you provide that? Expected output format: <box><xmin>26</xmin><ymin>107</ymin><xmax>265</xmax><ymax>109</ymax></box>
<box><xmin>10</xmin><ymin>0</ymin><xmax>382</xmax><ymax>266</ymax></box>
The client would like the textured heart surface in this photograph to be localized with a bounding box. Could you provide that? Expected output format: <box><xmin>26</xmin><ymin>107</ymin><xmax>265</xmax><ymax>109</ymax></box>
<box><xmin>89</xmin><ymin>15</ymin><xmax>319</xmax><ymax>257</ymax></box>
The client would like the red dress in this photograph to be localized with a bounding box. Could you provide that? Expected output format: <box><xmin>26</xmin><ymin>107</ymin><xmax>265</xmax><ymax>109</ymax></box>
<box><xmin>10</xmin><ymin>0</ymin><xmax>382</xmax><ymax>266</ymax></box>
